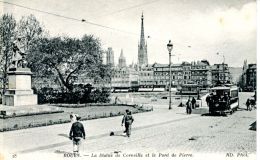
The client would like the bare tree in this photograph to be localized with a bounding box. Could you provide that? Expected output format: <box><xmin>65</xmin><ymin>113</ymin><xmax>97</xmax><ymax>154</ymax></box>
<box><xmin>17</xmin><ymin>14</ymin><xmax>44</xmax><ymax>53</ymax></box>
<box><xmin>0</xmin><ymin>14</ymin><xmax>16</xmax><ymax>94</ymax></box>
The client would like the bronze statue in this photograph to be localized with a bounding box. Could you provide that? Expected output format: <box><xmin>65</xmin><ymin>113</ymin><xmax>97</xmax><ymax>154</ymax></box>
<box><xmin>11</xmin><ymin>37</ymin><xmax>27</xmax><ymax>68</ymax></box>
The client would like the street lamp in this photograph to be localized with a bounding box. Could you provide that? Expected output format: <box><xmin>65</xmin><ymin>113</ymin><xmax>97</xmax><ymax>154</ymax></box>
<box><xmin>167</xmin><ymin>40</ymin><xmax>173</xmax><ymax>110</ymax></box>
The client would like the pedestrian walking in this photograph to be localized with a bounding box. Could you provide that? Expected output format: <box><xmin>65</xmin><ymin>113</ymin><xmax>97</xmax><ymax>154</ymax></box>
<box><xmin>208</xmin><ymin>96</ymin><xmax>213</xmax><ymax>114</ymax></box>
<box><xmin>246</xmin><ymin>98</ymin><xmax>251</xmax><ymax>111</ymax></box>
<box><xmin>115</xmin><ymin>96</ymin><xmax>118</xmax><ymax>104</ymax></box>
<box><xmin>223</xmin><ymin>93</ymin><xmax>230</xmax><ymax>109</ymax></box>
<box><xmin>206</xmin><ymin>93</ymin><xmax>213</xmax><ymax>107</ymax></box>
<box><xmin>191</xmin><ymin>97</ymin><xmax>196</xmax><ymax>109</ymax></box>
<box><xmin>121</xmin><ymin>110</ymin><xmax>134</xmax><ymax>137</ymax></box>
<box><xmin>250</xmin><ymin>99</ymin><xmax>256</xmax><ymax>110</ymax></box>
<box><xmin>69</xmin><ymin>115</ymin><xmax>85</xmax><ymax>153</ymax></box>
<box><xmin>186</xmin><ymin>99</ymin><xmax>192</xmax><ymax>114</ymax></box>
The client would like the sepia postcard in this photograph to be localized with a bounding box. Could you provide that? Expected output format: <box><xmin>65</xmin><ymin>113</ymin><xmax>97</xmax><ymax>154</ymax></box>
<box><xmin>0</xmin><ymin>0</ymin><xmax>258</xmax><ymax>160</ymax></box>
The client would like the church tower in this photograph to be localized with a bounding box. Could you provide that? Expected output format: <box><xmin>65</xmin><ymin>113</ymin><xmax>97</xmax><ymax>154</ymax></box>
<box><xmin>106</xmin><ymin>47</ymin><xmax>114</xmax><ymax>66</ymax></box>
<box><xmin>138</xmin><ymin>13</ymin><xmax>148</xmax><ymax>67</ymax></box>
<box><xmin>118</xmin><ymin>49</ymin><xmax>126</xmax><ymax>68</ymax></box>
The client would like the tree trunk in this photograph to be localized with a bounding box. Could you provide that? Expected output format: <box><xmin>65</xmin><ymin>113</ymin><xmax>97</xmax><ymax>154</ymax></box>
<box><xmin>2</xmin><ymin>50</ymin><xmax>9</xmax><ymax>94</ymax></box>
<box><xmin>54</xmin><ymin>67</ymin><xmax>73</xmax><ymax>92</ymax></box>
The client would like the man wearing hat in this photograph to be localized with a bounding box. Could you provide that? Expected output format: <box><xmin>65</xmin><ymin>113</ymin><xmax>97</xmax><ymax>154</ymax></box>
<box><xmin>69</xmin><ymin>115</ymin><xmax>85</xmax><ymax>153</ymax></box>
<box><xmin>223</xmin><ymin>92</ymin><xmax>230</xmax><ymax>109</ymax></box>
<box><xmin>121</xmin><ymin>109</ymin><xmax>134</xmax><ymax>137</ymax></box>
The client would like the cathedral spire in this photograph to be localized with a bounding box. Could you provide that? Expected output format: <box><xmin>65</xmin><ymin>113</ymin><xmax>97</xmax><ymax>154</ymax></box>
<box><xmin>138</xmin><ymin>12</ymin><xmax>148</xmax><ymax>66</ymax></box>
<box><xmin>140</xmin><ymin>12</ymin><xmax>145</xmax><ymax>48</ymax></box>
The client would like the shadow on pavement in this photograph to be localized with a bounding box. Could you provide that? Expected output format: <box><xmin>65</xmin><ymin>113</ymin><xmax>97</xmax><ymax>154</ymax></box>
<box><xmin>110</xmin><ymin>131</ymin><xmax>127</xmax><ymax>137</ymax></box>
<box><xmin>58</xmin><ymin>133</ymin><xmax>70</xmax><ymax>138</ymax></box>
<box><xmin>175</xmin><ymin>113</ymin><xmax>188</xmax><ymax>115</ymax></box>
<box><xmin>201</xmin><ymin>113</ymin><xmax>228</xmax><ymax>117</ymax></box>
<box><xmin>249</xmin><ymin>121</ymin><xmax>256</xmax><ymax>131</ymax></box>
<box><xmin>237</xmin><ymin>107</ymin><xmax>247</xmax><ymax>111</ymax></box>
<box><xmin>111</xmin><ymin>134</ymin><xmax>127</xmax><ymax>137</ymax></box>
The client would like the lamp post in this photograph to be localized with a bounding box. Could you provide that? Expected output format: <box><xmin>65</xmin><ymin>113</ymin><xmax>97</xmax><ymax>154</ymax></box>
<box><xmin>197</xmin><ymin>77</ymin><xmax>202</xmax><ymax>100</ymax></box>
<box><xmin>167</xmin><ymin>40</ymin><xmax>173</xmax><ymax>110</ymax></box>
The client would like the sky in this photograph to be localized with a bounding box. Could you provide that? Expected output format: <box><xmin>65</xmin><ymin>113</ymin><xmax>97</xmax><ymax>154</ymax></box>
<box><xmin>0</xmin><ymin>0</ymin><xmax>257</xmax><ymax>67</ymax></box>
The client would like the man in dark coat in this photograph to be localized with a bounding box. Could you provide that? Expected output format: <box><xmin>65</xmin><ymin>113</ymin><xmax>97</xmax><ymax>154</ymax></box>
<box><xmin>223</xmin><ymin>93</ymin><xmax>230</xmax><ymax>109</ymax></box>
<box><xmin>191</xmin><ymin>97</ymin><xmax>196</xmax><ymax>109</ymax></box>
<box><xmin>122</xmin><ymin>110</ymin><xmax>134</xmax><ymax>137</ymax></box>
<box><xmin>69</xmin><ymin>115</ymin><xmax>85</xmax><ymax>153</ymax></box>
<box><xmin>206</xmin><ymin>93</ymin><xmax>213</xmax><ymax>107</ymax></box>
<box><xmin>186</xmin><ymin>99</ymin><xmax>192</xmax><ymax>114</ymax></box>
<box><xmin>246</xmin><ymin>98</ymin><xmax>251</xmax><ymax>111</ymax></box>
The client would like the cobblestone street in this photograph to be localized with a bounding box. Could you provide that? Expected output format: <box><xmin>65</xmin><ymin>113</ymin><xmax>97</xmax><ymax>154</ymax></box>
<box><xmin>0</xmin><ymin>92</ymin><xmax>256</xmax><ymax>160</ymax></box>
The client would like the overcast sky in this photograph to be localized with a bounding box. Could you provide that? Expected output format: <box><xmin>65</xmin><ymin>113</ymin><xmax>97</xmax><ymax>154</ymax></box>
<box><xmin>1</xmin><ymin>0</ymin><xmax>257</xmax><ymax>67</ymax></box>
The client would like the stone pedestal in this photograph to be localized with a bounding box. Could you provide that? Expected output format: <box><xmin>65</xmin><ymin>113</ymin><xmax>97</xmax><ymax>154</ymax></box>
<box><xmin>3</xmin><ymin>68</ymin><xmax>37</xmax><ymax>106</ymax></box>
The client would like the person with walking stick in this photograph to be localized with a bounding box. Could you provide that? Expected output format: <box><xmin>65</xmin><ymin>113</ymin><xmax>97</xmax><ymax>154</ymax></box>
<box><xmin>121</xmin><ymin>110</ymin><xmax>134</xmax><ymax>137</ymax></box>
<box><xmin>69</xmin><ymin>115</ymin><xmax>85</xmax><ymax>153</ymax></box>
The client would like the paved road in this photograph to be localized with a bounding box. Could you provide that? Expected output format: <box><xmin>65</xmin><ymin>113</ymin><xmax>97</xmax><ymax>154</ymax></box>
<box><xmin>0</xmin><ymin>92</ymin><xmax>256</xmax><ymax>160</ymax></box>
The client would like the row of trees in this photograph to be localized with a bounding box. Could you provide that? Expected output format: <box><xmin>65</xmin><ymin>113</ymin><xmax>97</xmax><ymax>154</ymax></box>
<box><xmin>0</xmin><ymin>14</ymin><xmax>112</xmax><ymax>100</ymax></box>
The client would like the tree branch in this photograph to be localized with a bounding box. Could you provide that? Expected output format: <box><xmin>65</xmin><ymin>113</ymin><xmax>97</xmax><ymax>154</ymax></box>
<box><xmin>65</xmin><ymin>63</ymin><xmax>83</xmax><ymax>85</ymax></box>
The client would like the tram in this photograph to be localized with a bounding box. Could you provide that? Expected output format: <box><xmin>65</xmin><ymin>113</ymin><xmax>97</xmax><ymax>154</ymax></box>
<box><xmin>208</xmin><ymin>85</ymin><xmax>239</xmax><ymax>115</ymax></box>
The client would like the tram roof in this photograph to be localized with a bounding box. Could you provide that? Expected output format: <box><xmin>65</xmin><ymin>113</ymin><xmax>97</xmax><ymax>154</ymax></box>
<box><xmin>211</xmin><ymin>86</ymin><xmax>230</xmax><ymax>90</ymax></box>
<box><xmin>211</xmin><ymin>85</ymin><xmax>238</xmax><ymax>90</ymax></box>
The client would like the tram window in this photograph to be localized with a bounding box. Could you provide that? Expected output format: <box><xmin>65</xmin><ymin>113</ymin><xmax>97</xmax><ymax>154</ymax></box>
<box><xmin>231</xmin><ymin>90</ymin><xmax>238</xmax><ymax>98</ymax></box>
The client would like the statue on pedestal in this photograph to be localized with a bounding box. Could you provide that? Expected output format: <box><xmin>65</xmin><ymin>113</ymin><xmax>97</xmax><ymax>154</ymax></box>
<box><xmin>11</xmin><ymin>37</ymin><xmax>28</xmax><ymax>69</ymax></box>
<box><xmin>4</xmin><ymin>37</ymin><xmax>37</xmax><ymax>106</ymax></box>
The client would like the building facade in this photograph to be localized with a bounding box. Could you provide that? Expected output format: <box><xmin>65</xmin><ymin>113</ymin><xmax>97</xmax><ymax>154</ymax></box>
<box><xmin>152</xmin><ymin>63</ymin><xmax>183</xmax><ymax>88</ymax></box>
<box><xmin>211</xmin><ymin>63</ymin><xmax>231</xmax><ymax>86</ymax></box>
<box><xmin>190</xmin><ymin>60</ymin><xmax>212</xmax><ymax>87</ymax></box>
<box><xmin>239</xmin><ymin>62</ymin><xmax>256</xmax><ymax>91</ymax></box>
<box><xmin>138</xmin><ymin>65</ymin><xmax>155</xmax><ymax>89</ymax></box>
<box><xmin>111</xmin><ymin>67</ymin><xmax>139</xmax><ymax>91</ymax></box>
<box><xmin>246</xmin><ymin>64</ymin><xmax>256</xmax><ymax>91</ymax></box>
